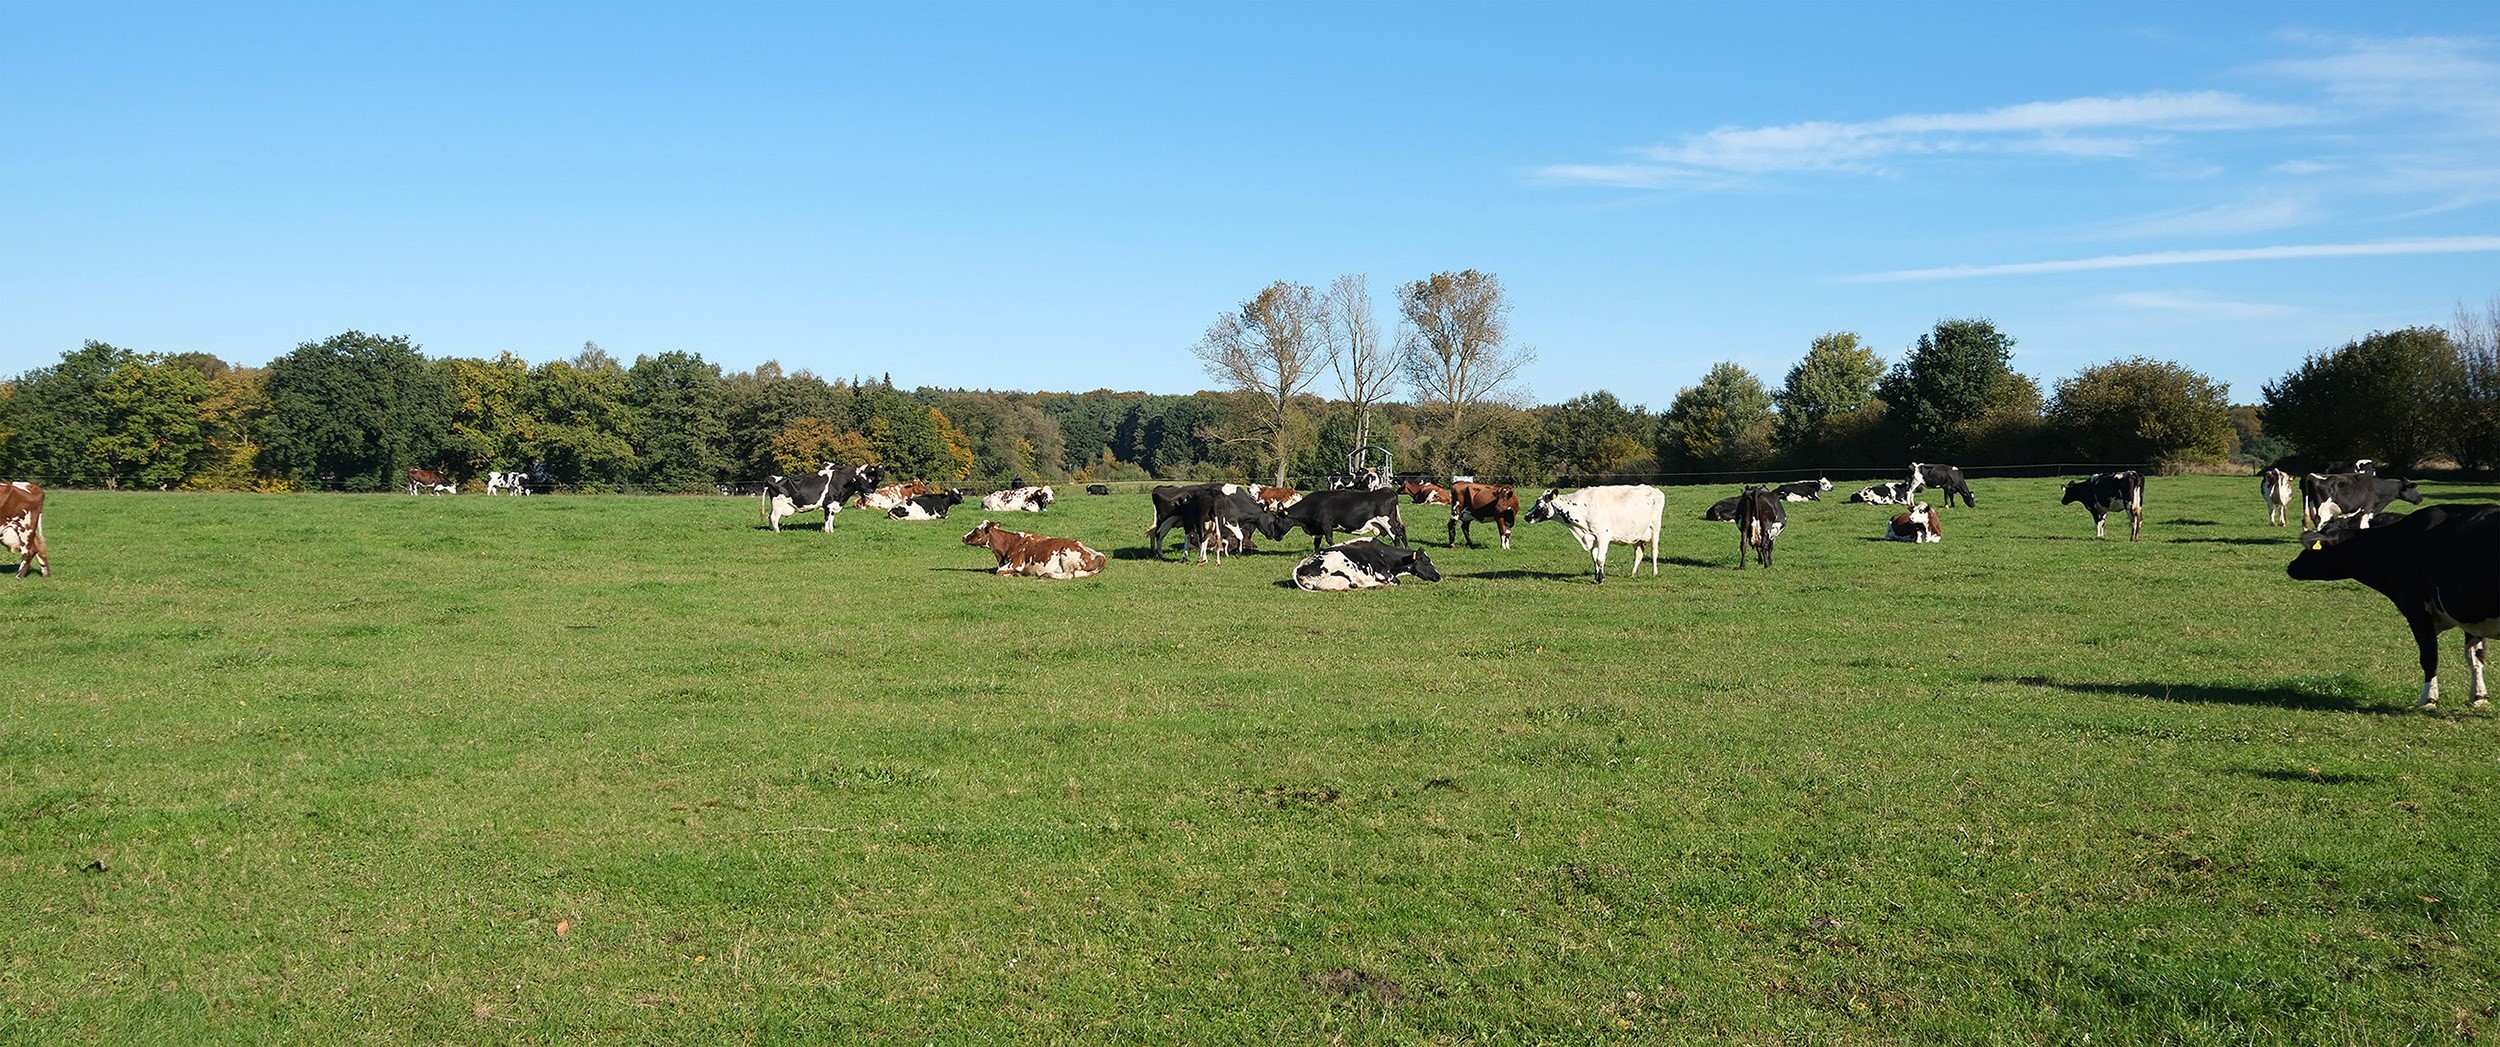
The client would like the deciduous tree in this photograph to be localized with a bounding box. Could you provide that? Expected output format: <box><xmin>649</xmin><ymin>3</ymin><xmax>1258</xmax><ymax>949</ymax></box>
<box><xmin>2047</xmin><ymin>357</ymin><xmax>2233</xmax><ymax>466</ymax></box>
<box><xmin>1773</xmin><ymin>332</ymin><xmax>1884</xmax><ymax>458</ymax></box>
<box><xmin>1398</xmin><ymin>270</ymin><xmax>1535</xmax><ymax>473</ymax></box>
<box><xmin>2262</xmin><ymin>327</ymin><xmax>2457</xmax><ymax>471</ymax></box>
<box><xmin>1194</xmin><ymin>280</ymin><xmax>1326</xmax><ymax>486</ymax></box>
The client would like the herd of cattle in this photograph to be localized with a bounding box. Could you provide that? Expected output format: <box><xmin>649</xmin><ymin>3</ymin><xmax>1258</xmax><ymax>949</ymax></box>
<box><xmin>5</xmin><ymin>456</ymin><xmax>2489</xmax><ymax>710</ymax></box>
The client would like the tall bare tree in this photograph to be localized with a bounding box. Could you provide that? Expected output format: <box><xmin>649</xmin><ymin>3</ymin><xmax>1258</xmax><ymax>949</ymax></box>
<box><xmin>1320</xmin><ymin>274</ymin><xmax>1396</xmax><ymax>461</ymax></box>
<box><xmin>1398</xmin><ymin>269</ymin><xmax>1535</xmax><ymax>473</ymax></box>
<box><xmin>2451</xmin><ymin>292</ymin><xmax>2500</xmax><ymax>469</ymax></box>
<box><xmin>1193</xmin><ymin>280</ymin><xmax>1325</xmax><ymax>485</ymax></box>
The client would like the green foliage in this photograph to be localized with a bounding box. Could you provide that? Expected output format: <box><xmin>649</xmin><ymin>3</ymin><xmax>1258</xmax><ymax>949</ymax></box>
<box><xmin>2261</xmin><ymin>327</ymin><xmax>2457</xmax><ymax>470</ymax></box>
<box><xmin>256</xmin><ymin>332</ymin><xmax>455</xmax><ymax>491</ymax></box>
<box><xmin>626</xmin><ymin>351</ymin><xmax>732</xmax><ymax>491</ymax></box>
<box><xmin>2049</xmin><ymin>358</ymin><xmax>2234</xmax><ymax>466</ymax></box>
<box><xmin>84</xmin><ymin>353</ymin><xmax>215</xmax><ymax>488</ymax></box>
<box><xmin>1879</xmin><ymin>318</ymin><xmax>2022</xmax><ymax>455</ymax></box>
<box><xmin>1658</xmin><ymin>362</ymin><xmax>1773</xmax><ymax>472</ymax></box>
<box><xmin>518</xmin><ymin>358</ymin><xmax>638</xmax><ymax>487</ymax></box>
<box><xmin>4</xmin><ymin>341</ymin><xmax>132</xmax><ymax>485</ymax></box>
<box><xmin>441</xmin><ymin>352</ymin><xmax>534</xmax><ymax>470</ymax></box>
<box><xmin>1539</xmin><ymin>391</ymin><xmax>1655</xmax><ymax>484</ymax></box>
<box><xmin>1773</xmin><ymin>332</ymin><xmax>1884</xmax><ymax>458</ymax></box>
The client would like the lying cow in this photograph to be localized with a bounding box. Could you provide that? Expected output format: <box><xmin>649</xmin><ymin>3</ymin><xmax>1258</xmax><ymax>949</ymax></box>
<box><xmin>1446</xmin><ymin>481</ymin><xmax>1517</xmax><ymax>549</ymax></box>
<box><xmin>961</xmin><ymin>520</ymin><xmax>1106</xmax><ymax>579</ymax></box>
<box><xmin>1398</xmin><ymin>480</ymin><xmax>1449</xmax><ymax>505</ymax></box>
<box><xmin>1849</xmin><ymin>481</ymin><xmax>1913</xmax><ymax>505</ymax></box>
<box><xmin>889</xmin><ymin>490</ymin><xmax>966</xmax><ymax>520</ymax></box>
<box><xmin>2289</xmin><ymin>504</ymin><xmax>2500</xmax><ymax>709</ymax></box>
<box><xmin>2063</xmin><ymin>470</ymin><xmax>2145</xmax><ymax>541</ymax></box>
<box><xmin>1703</xmin><ymin>495</ymin><xmax>1741</xmax><ymax>521</ymax></box>
<box><xmin>1085</xmin><ymin>484</ymin><xmax>1112</xmax><ymax>496</ymax></box>
<box><xmin>981</xmin><ymin>485</ymin><xmax>1056</xmax><ymax>512</ymax></box>
<box><xmin>2302</xmin><ymin>471</ymin><xmax>2423</xmax><ymax>529</ymax></box>
<box><xmin>1771</xmin><ymin>478</ymin><xmax>1832</xmax><ymax>502</ymax></box>
<box><xmin>859</xmin><ymin>480</ymin><xmax>933</xmax><ymax>511</ymax></box>
<box><xmin>1885</xmin><ymin>502</ymin><xmax>1941</xmax><ymax>543</ymax></box>
<box><xmin>1279</xmin><ymin>488</ymin><xmax>1408</xmax><ymax>552</ymax></box>
<box><xmin>1</xmin><ymin>481</ymin><xmax>49</xmax><ymax>578</ymax></box>
<box><xmin>764</xmin><ymin>462</ymin><xmax>886</xmax><ymax>532</ymax></box>
<box><xmin>2260</xmin><ymin>467</ymin><xmax>2296</xmax><ymax>527</ymax></box>
<box><xmin>1524</xmin><ymin>485</ymin><xmax>1662</xmax><ymax>584</ymax></box>
<box><xmin>1733</xmin><ymin>486</ymin><xmax>1785</xmax><ymax>568</ymax></box>
<box><xmin>1908</xmin><ymin>462</ymin><xmax>1975</xmax><ymax>508</ymax></box>
<box><xmin>1292</xmin><ymin>539</ymin><xmax>1441</xmax><ymax>591</ymax></box>
<box><xmin>408</xmin><ymin>468</ymin><xmax>455</xmax><ymax>496</ymax></box>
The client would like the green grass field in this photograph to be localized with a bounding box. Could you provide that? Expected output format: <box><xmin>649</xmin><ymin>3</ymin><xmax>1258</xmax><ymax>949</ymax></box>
<box><xmin>6</xmin><ymin>477</ymin><xmax>2498</xmax><ymax>1043</ymax></box>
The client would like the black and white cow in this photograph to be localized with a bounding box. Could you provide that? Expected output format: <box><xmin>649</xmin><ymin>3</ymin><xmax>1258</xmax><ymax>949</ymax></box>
<box><xmin>1908</xmin><ymin>463</ymin><xmax>1975</xmax><ymax>508</ymax></box>
<box><xmin>2300</xmin><ymin>472</ymin><xmax>2423</xmax><ymax>529</ymax></box>
<box><xmin>2062</xmin><ymin>470</ymin><xmax>2145</xmax><ymax>541</ymax></box>
<box><xmin>1176</xmin><ymin>485</ymin><xmax>1291</xmax><ymax>564</ymax></box>
<box><xmin>888</xmin><ymin>489</ymin><xmax>967</xmax><ymax>521</ymax></box>
<box><xmin>486</xmin><ymin>470</ymin><xmax>527</xmax><ymax>496</ymax></box>
<box><xmin>981</xmin><ymin>485</ymin><xmax>1055</xmax><ymax>513</ymax></box>
<box><xmin>763</xmin><ymin>463</ymin><xmax>886</xmax><ymax>532</ymax></box>
<box><xmin>1771</xmin><ymin>477</ymin><xmax>1833</xmax><ymax>502</ymax></box>
<box><xmin>1733</xmin><ymin>487</ymin><xmax>1785</xmax><ymax>568</ymax></box>
<box><xmin>1702</xmin><ymin>495</ymin><xmax>1743</xmax><ymax>522</ymax></box>
<box><xmin>2288</xmin><ymin>504</ymin><xmax>2500</xmax><ymax>709</ymax></box>
<box><xmin>1148</xmin><ymin>483</ymin><xmax>1279</xmax><ymax>558</ymax></box>
<box><xmin>1278</xmin><ymin>488</ymin><xmax>1408</xmax><ymax>552</ymax></box>
<box><xmin>1848</xmin><ymin>481</ymin><xmax>1913</xmax><ymax>505</ymax></box>
<box><xmin>1292</xmin><ymin>539</ymin><xmax>1441</xmax><ymax>591</ymax></box>
<box><xmin>2322</xmin><ymin>459</ymin><xmax>2378</xmax><ymax>476</ymax></box>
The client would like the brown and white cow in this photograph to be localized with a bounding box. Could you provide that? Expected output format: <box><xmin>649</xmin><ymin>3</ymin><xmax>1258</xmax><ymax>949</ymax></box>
<box><xmin>858</xmin><ymin>480</ymin><xmax>933</xmax><ymax>511</ymax></box>
<box><xmin>1397</xmin><ymin>480</ymin><xmax>1449</xmax><ymax>505</ymax></box>
<box><xmin>1</xmin><ymin>481</ymin><xmax>48</xmax><ymax>578</ymax></box>
<box><xmin>1446</xmin><ymin>481</ymin><xmax>1518</xmax><ymax>549</ymax></box>
<box><xmin>1251</xmin><ymin>485</ymin><xmax>1304</xmax><ymax>512</ymax></box>
<box><xmin>407</xmin><ymin>468</ymin><xmax>455</xmax><ymax>495</ymax></box>
<box><xmin>1885</xmin><ymin>502</ymin><xmax>1942</xmax><ymax>543</ymax></box>
<box><xmin>961</xmin><ymin>521</ymin><xmax>1107</xmax><ymax>579</ymax></box>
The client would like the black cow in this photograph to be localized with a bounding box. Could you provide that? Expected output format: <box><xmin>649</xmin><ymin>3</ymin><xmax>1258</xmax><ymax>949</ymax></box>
<box><xmin>2322</xmin><ymin>459</ymin><xmax>2378</xmax><ymax>476</ymax></box>
<box><xmin>2288</xmin><ymin>504</ymin><xmax>2500</xmax><ymax>709</ymax></box>
<box><xmin>763</xmin><ymin>462</ymin><xmax>887</xmax><ymax>532</ymax></box>
<box><xmin>1702</xmin><ymin>495</ymin><xmax>1742</xmax><ymax>521</ymax></box>
<box><xmin>1292</xmin><ymin>539</ymin><xmax>1441</xmax><ymax>591</ymax></box>
<box><xmin>1148</xmin><ymin>483</ymin><xmax>1281</xmax><ymax>558</ymax></box>
<box><xmin>1174</xmin><ymin>486</ymin><xmax>1290</xmax><ymax>564</ymax></box>
<box><xmin>1733</xmin><ymin>487</ymin><xmax>1785</xmax><ymax>569</ymax></box>
<box><xmin>1770</xmin><ymin>478</ymin><xmax>1831</xmax><ymax>502</ymax></box>
<box><xmin>2300</xmin><ymin>472</ymin><xmax>2423</xmax><ymax>529</ymax></box>
<box><xmin>1085</xmin><ymin>484</ymin><xmax>1111</xmax><ymax>496</ymax></box>
<box><xmin>1908</xmin><ymin>462</ymin><xmax>1975</xmax><ymax>508</ymax></box>
<box><xmin>2061</xmin><ymin>470</ymin><xmax>2145</xmax><ymax>541</ymax></box>
<box><xmin>888</xmin><ymin>489</ymin><xmax>965</xmax><ymax>520</ymax></box>
<box><xmin>1279</xmin><ymin>488</ymin><xmax>1407</xmax><ymax>552</ymax></box>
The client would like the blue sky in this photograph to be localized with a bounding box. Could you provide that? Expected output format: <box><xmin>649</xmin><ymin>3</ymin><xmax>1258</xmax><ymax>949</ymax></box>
<box><xmin>5</xmin><ymin>2</ymin><xmax>2497</xmax><ymax>409</ymax></box>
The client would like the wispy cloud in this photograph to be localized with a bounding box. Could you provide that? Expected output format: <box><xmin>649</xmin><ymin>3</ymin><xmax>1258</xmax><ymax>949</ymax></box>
<box><xmin>1533</xmin><ymin>91</ymin><xmax>2310</xmax><ymax>190</ymax></box>
<box><xmin>1847</xmin><ymin>235</ymin><xmax>2500</xmax><ymax>282</ymax></box>
<box><xmin>2109</xmin><ymin>290</ymin><xmax>2307</xmax><ymax>319</ymax></box>
<box><xmin>2087</xmin><ymin>191</ymin><xmax>2318</xmax><ymax>240</ymax></box>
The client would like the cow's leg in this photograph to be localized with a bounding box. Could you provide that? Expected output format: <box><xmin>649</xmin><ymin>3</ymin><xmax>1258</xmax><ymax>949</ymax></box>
<box><xmin>2129</xmin><ymin>506</ymin><xmax>2143</xmax><ymax>542</ymax></box>
<box><xmin>2413</xmin><ymin>617</ymin><xmax>2444</xmax><ymax>708</ymax></box>
<box><xmin>821</xmin><ymin>505</ymin><xmax>835</xmax><ymax>533</ymax></box>
<box><xmin>1592</xmin><ymin>547</ymin><xmax>1606</xmax><ymax>584</ymax></box>
<box><xmin>1447</xmin><ymin>512</ymin><xmax>1460</xmax><ymax>548</ymax></box>
<box><xmin>1498</xmin><ymin>517</ymin><xmax>1511</xmax><ymax>551</ymax></box>
<box><xmin>2460</xmin><ymin>634</ymin><xmax>2480</xmax><ymax>709</ymax></box>
<box><xmin>1390</xmin><ymin>515</ymin><xmax>1407</xmax><ymax>547</ymax></box>
<box><xmin>2093</xmin><ymin>511</ymin><xmax>2106</xmax><ymax>539</ymax></box>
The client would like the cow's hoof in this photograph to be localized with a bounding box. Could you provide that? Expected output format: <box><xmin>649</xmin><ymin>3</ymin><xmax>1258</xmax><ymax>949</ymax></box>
<box><xmin>2475</xmin><ymin>696</ymin><xmax>2492</xmax><ymax>709</ymax></box>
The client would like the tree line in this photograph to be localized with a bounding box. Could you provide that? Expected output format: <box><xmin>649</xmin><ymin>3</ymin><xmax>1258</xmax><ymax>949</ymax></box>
<box><xmin>3</xmin><ymin>277</ymin><xmax>2493</xmax><ymax>491</ymax></box>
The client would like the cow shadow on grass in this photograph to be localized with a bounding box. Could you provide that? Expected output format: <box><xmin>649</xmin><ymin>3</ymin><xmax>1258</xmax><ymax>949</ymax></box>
<box><xmin>2168</xmin><ymin>536</ymin><xmax>2292</xmax><ymax>546</ymax></box>
<box><xmin>2160</xmin><ymin>517</ymin><xmax>2220</xmax><ymax>526</ymax></box>
<box><xmin>1989</xmin><ymin>674</ymin><xmax>2402</xmax><ymax>715</ymax></box>
<box><xmin>2434</xmin><ymin>490</ymin><xmax>2500</xmax><ymax>502</ymax></box>
<box><xmin>1466</xmin><ymin>568</ymin><xmax>1590</xmax><ymax>582</ymax></box>
<box><xmin>2220</xmin><ymin>767</ymin><xmax>2375</xmax><ymax>786</ymax></box>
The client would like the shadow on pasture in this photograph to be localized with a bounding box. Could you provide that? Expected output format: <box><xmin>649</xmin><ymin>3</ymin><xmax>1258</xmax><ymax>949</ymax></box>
<box><xmin>2168</xmin><ymin>536</ymin><xmax>2293</xmax><ymax>546</ymax></box>
<box><xmin>2433</xmin><ymin>490</ymin><xmax>2500</xmax><ymax>502</ymax></box>
<box><xmin>2220</xmin><ymin>767</ymin><xmax>2375</xmax><ymax>786</ymax></box>
<box><xmin>2161</xmin><ymin>518</ymin><xmax>2220</xmax><ymax>526</ymax></box>
<box><xmin>1466</xmin><ymin>568</ymin><xmax>1590</xmax><ymax>582</ymax></box>
<box><xmin>1656</xmin><ymin>556</ymin><xmax>1720</xmax><ymax>569</ymax></box>
<box><xmin>1988</xmin><ymin>674</ymin><xmax>2399</xmax><ymax>715</ymax></box>
<box><xmin>926</xmin><ymin>566</ymin><xmax>1000</xmax><ymax>574</ymax></box>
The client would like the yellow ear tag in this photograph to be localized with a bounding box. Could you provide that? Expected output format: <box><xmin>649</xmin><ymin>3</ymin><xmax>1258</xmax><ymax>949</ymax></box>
<box><xmin>2311</xmin><ymin>540</ymin><xmax>2324</xmax><ymax>550</ymax></box>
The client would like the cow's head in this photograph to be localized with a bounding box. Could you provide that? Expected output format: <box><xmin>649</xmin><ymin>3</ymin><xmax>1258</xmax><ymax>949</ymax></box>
<box><xmin>1816</xmin><ymin>477</ymin><xmax>1833</xmax><ymax>492</ymax></box>
<box><xmin>1247</xmin><ymin>508</ymin><xmax>1295</xmax><ymax>540</ymax></box>
<box><xmin>855</xmin><ymin>464</ymin><xmax>888</xmax><ymax>489</ymax></box>
<box><xmin>963</xmin><ymin>521</ymin><xmax>998</xmax><ymax>546</ymax></box>
<box><xmin>2393</xmin><ymin>479</ymin><xmax>2425</xmax><ymax>504</ymax></box>
<box><xmin>1401</xmin><ymin>547</ymin><xmax>1442</xmax><ymax>583</ymax></box>
<box><xmin>942</xmin><ymin>489</ymin><xmax>966</xmax><ymax>506</ymax></box>
<box><xmin>2060</xmin><ymin>479</ymin><xmax>2088</xmax><ymax>505</ymax></box>
<box><xmin>1524</xmin><ymin>489</ymin><xmax>1563</xmax><ymax>524</ymax></box>
<box><xmin>2289</xmin><ymin>518</ymin><xmax>2375</xmax><ymax>580</ymax></box>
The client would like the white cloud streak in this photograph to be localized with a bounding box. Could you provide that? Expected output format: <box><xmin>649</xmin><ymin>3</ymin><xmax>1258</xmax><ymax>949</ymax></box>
<box><xmin>1847</xmin><ymin>236</ymin><xmax>2500</xmax><ymax>282</ymax></box>
<box><xmin>2109</xmin><ymin>291</ymin><xmax>2307</xmax><ymax>319</ymax></box>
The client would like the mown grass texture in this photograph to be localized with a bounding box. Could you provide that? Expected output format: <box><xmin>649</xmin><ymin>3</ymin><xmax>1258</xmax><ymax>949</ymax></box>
<box><xmin>4</xmin><ymin>477</ymin><xmax>2498</xmax><ymax>1044</ymax></box>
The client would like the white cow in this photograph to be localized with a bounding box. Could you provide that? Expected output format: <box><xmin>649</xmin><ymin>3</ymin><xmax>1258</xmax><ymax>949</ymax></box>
<box><xmin>981</xmin><ymin>485</ymin><xmax>1055</xmax><ymax>513</ymax></box>
<box><xmin>2260</xmin><ymin>468</ymin><xmax>2295</xmax><ymax>527</ymax></box>
<box><xmin>486</xmin><ymin>471</ymin><xmax>527</xmax><ymax>496</ymax></box>
<box><xmin>1522</xmin><ymin>485</ymin><xmax>1665</xmax><ymax>584</ymax></box>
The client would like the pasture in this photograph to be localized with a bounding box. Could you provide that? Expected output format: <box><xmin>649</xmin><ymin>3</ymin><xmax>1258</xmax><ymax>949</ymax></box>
<box><xmin>5</xmin><ymin>477</ymin><xmax>2497</xmax><ymax>1043</ymax></box>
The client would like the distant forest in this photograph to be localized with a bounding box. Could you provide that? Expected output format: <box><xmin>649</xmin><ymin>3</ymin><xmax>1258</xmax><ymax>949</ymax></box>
<box><xmin>4</xmin><ymin>297</ymin><xmax>2495</xmax><ymax>492</ymax></box>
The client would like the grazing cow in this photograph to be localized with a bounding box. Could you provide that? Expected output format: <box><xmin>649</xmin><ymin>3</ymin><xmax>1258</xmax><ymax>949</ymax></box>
<box><xmin>1</xmin><ymin>482</ymin><xmax>48</xmax><ymax>578</ymax></box>
<box><xmin>889</xmin><ymin>489</ymin><xmax>966</xmax><ymax>521</ymax></box>
<box><xmin>961</xmin><ymin>520</ymin><xmax>1106</xmax><ymax>579</ymax></box>
<box><xmin>2301</xmin><ymin>472</ymin><xmax>2424</xmax><ymax>529</ymax></box>
<box><xmin>1885</xmin><ymin>502</ymin><xmax>1942</xmax><ymax>543</ymax></box>
<box><xmin>2288</xmin><ymin>504</ymin><xmax>2500</xmax><ymax>709</ymax></box>
<box><xmin>1770</xmin><ymin>478</ymin><xmax>1833</xmax><ymax>502</ymax></box>
<box><xmin>1733</xmin><ymin>486</ymin><xmax>1786</xmax><ymax>568</ymax></box>
<box><xmin>1279</xmin><ymin>488</ymin><xmax>1408</xmax><ymax>552</ymax></box>
<box><xmin>2062</xmin><ymin>470</ymin><xmax>2146</xmax><ymax>541</ymax></box>
<box><xmin>1445</xmin><ymin>481</ymin><xmax>1518</xmax><ymax>549</ymax></box>
<box><xmin>1292</xmin><ymin>539</ymin><xmax>1442</xmax><ymax>591</ymax></box>
<box><xmin>1907</xmin><ymin>462</ymin><xmax>1975</xmax><ymax>508</ymax></box>
<box><xmin>1702</xmin><ymin>495</ymin><xmax>1742</xmax><ymax>522</ymax></box>
<box><xmin>1251</xmin><ymin>485</ymin><xmax>1306</xmax><ymax>511</ymax></box>
<box><xmin>1169</xmin><ymin>485</ymin><xmax>1289</xmax><ymax>565</ymax></box>
<box><xmin>407</xmin><ymin>468</ymin><xmax>455</xmax><ymax>496</ymax></box>
<box><xmin>1523</xmin><ymin>485</ymin><xmax>1663</xmax><ymax>584</ymax></box>
<box><xmin>485</xmin><ymin>471</ymin><xmax>526</xmax><ymax>496</ymax></box>
<box><xmin>2261</xmin><ymin>467</ymin><xmax>2296</xmax><ymax>526</ymax></box>
<box><xmin>1085</xmin><ymin>484</ymin><xmax>1111</xmax><ymax>496</ymax></box>
<box><xmin>1398</xmin><ymin>480</ymin><xmax>1449</xmax><ymax>505</ymax></box>
<box><xmin>763</xmin><ymin>462</ymin><xmax>887</xmax><ymax>532</ymax></box>
<box><xmin>1148</xmin><ymin>483</ymin><xmax>1269</xmax><ymax>558</ymax></box>
<box><xmin>981</xmin><ymin>485</ymin><xmax>1056</xmax><ymax>513</ymax></box>
<box><xmin>859</xmin><ymin>480</ymin><xmax>933</xmax><ymax>511</ymax></box>
<box><xmin>1849</xmin><ymin>481</ymin><xmax>1913</xmax><ymax>505</ymax></box>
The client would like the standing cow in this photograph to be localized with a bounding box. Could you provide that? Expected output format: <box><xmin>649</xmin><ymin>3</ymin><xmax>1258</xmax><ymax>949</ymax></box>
<box><xmin>1279</xmin><ymin>488</ymin><xmax>1408</xmax><ymax>552</ymax></box>
<box><xmin>1</xmin><ymin>481</ymin><xmax>48</xmax><ymax>578</ymax></box>
<box><xmin>1732</xmin><ymin>487</ymin><xmax>1786</xmax><ymax>568</ymax></box>
<box><xmin>763</xmin><ymin>462</ymin><xmax>886</xmax><ymax>532</ymax></box>
<box><xmin>407</xmin><ymin>468</ymin><xmax>456</xmax><ymax>496</ymax></box>
<box><xmin>2288</xmin><ymin>505</ymin><xmax>2500</xmax><ymax>709</ymax></box>
<box><xmin>1908</xmin><ymin>463</ymin><xmax>1975</xmax><ymax>508</ymax></box>
<box><xmin>1445</xmin><ymin>481</ymin><xmax>1517</xmax><ymax>549</ymax></box>
<box><xmin>2062</xmin><ymin>471</ymin><xmax>2145</xmax><ymax>541</ymax></box>
<box><xmin>2260</xmin><ymin>467</ymin><xmax>2296</xmax><ymax>527</ymax></box>
<box><xmin>1523</xmin><ymin>485</ymin><xmax>1663</xmax><ymax>584</ymax></box>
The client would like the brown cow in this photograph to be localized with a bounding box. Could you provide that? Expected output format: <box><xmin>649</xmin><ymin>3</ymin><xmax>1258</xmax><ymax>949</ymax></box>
<box><xmin>961</xmin><ymin>520</ymin><xmax>1107</xmax><ymax>579</ymax></box>
<box><xmin>1</xmin><ymin>481</ymin><xmax>48</xmax><ymax>578</ymax></box>
<box><xmin>1399</xmin><ymin>480</ymin><xmax>1450</xmax><ymax>505</ymax></box>
<box><xmin>1251</xmin><ymin>485</ymin><xmax>1304</xmax><ymax>511</ymax></box>
<box><xmin>407</xmin><ymin>468</ymin><xmax>455</xmax><ymax>495</ymax></box>
<box><xmin>858</xmin><ymin>480</ymin><xmax>933</xmax><ymax>510</ymax></box>
<box><xmin>1446</xmin><ymin>481</ymin><xmax>1518</xmax><ymax>549</ymax></box>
